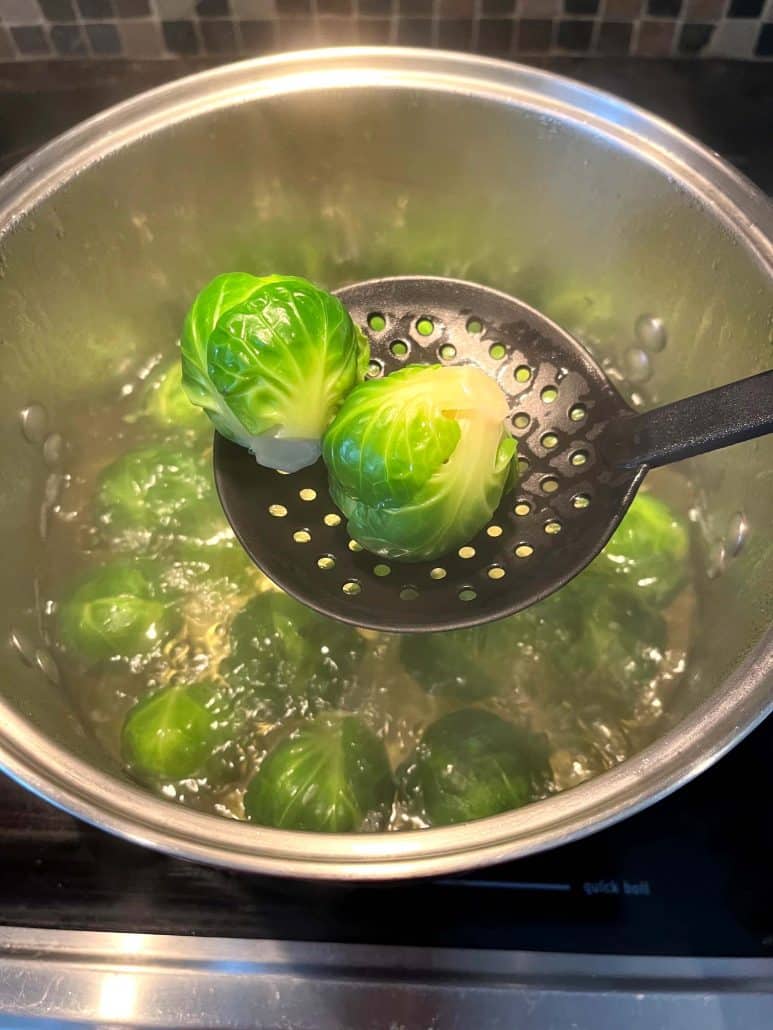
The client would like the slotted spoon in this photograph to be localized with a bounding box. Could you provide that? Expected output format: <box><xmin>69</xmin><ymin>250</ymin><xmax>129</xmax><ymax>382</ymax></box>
<box><xmin>213</xmin><ymin>276</ymin><xmax>773</xmax><ymax>633</ymax></box>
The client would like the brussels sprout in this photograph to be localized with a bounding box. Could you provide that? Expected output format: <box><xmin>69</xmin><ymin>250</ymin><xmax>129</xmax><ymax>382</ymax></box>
<box><xmin>400</xmin><ymin>709</ymin><xmax>550</xmax><ymax>827</ymax></box>
<box><xmin>58</xmin><ymin>561</ymin><xmax>173</xmax><ymax>662</ymax></box>
<box><xmin>181</xmin><ymin>273</ymin><xmax>369</xmax><ymax>472</ymax></box>
<box><xmin>142</xmin><ymin>359</ymin><xmax>204</xmax><ymax>431</ymax></box>
<box><xmin>596</xmin><ymin>492</ymin><xmax>689</xmax><ymax>607</ymax></box>
<box><xmin>323</xmin><ymin>364</ymin><xmax>516</xmax><ymax>562</ymax></box>
<box><xmin>220</xmin><ymin>591</ymin><xmax>364</xmax><ymax>717</ymax></box>
<box><xmin>167</xmin><ymin>536</ymin><xmax>256</xmax><ymax>595</ymax></box>
<box><xmin>548</xmin><ymin>575</ymin><xmax>667</xmax><ymax>698</ymax></box>
<box><xmin>400</xmin><ymin>620</ymin><xmax>519</xmax><ymax>701</ymax></box>
<box><xmin>96</xmin><ymin>443</ymin><xmax>221</xmax><ymax>547</ymax></box>
<box><xmin>122</xmin><ymin>681</ymin><xmax>225</xmax><ymax>781</ymax></box>
<box><xmin>244</xmin><ymin>714</ymin><xmax>394</xmax><ymax>832</ymax></box>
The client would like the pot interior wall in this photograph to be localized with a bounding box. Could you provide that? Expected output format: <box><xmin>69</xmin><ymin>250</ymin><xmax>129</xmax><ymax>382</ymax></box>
<box><xmin>0</xmin><ymin>84</ymin><xmax>771</xmax><ymax>775</ymax></box>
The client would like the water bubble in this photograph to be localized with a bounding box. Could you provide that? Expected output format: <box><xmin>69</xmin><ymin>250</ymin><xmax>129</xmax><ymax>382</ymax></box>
<box><xmin>20</xmin><ymin>404</ymin><xmax>48</xmax><ymax>444</ymax></box>
<box><xmin>623</xmin><ymin>347</ymin><xmax>652</xmax><ymax>384</ymax></box>
<box><xmin>35</xmin><ymin>648</ymin><xmax>60</xmax><ymax>684</ymax></box>
<box><xmin>706</xmin><ymin>539</ymin><xmax>726</xmax><ymax>579</ymax></box>
<box><xmin>9</xmin><ymin>627</ymin><xmax>36</xmax><ymax>666</ymax></box>
<box><xmin>43</xmin><ymin>432</ymin><xmax>64</xmax><ymax>467</ymax></box>
<box><xmin>44</xmin><ymin>473</ymin><xmax>63</xmax><ymax>506</ymax></box>
<box><xmin>726</xmin><ymin>511</ymin><xmax>748</xmax><ymax>558</ymax></box>
<box><xmin>635</xmin><ymin>314</ymin><xmax>667</xmax><ymax>353</ymax></box>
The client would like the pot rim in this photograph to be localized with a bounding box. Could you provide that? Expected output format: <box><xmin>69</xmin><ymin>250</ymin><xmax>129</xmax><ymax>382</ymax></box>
<box><xmin>1</xmin><ymin>48</ymin><xmax>771</xmax><ymax>880</ymax></box>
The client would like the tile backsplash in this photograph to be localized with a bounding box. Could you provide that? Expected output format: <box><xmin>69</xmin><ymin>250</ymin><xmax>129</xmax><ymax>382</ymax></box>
<box><xmin>0</xmin><ymin>0</ymin><xmax>771</xmax><ymax>60</ymax></box>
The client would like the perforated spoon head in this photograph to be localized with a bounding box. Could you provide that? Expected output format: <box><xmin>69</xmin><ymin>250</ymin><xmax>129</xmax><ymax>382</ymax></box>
<box><xmin>214</xmin><ymin>277</ymin><xmax>641</xmax><ymax>632</ymax></box>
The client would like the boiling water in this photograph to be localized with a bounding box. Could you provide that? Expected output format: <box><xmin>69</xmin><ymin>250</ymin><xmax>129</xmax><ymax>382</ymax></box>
<box><xmin>42</xmin><ymin>351</ymin><xmax>696</xmax><ymax>830</ymax></box>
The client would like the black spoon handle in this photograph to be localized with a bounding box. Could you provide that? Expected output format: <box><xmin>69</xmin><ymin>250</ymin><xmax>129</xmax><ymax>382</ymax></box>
<box><xmin>605</xmin><ymin>368</ymin><xmax>773</xmax><ymax>471</ymax></box>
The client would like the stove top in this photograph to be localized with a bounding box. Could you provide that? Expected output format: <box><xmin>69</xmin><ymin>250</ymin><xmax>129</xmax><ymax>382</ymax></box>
<box><xmin>2</xmin><ymin>714</ymin><xmax>771</xmax><ymax>957</ymax></box>
<box><xmin>0</xmin><ymin>57</ymin><xmax>771</xmax><ymax>966</ymax></box>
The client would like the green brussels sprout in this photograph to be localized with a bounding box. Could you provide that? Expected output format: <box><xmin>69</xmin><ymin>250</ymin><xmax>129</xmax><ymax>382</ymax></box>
<box><xmin>167</xmin><ymin>536</ymin><xmax>256</xmax><ymax>595</ymax></box>
<box><xmin>181</xmin><ymin>273</ymin><xmax>369</xmax><ymax>472</ymax></box>
<box><xmin>400</xmin><ymin>565</ymin><xmax>660</xmax><ymax>704</ymax></box>
<box><xmin>142</xmin><ymin>359</ymin><xmax>204</xmax><ymax>431</ymax></box>
<box><xmin>122</xmin><ymin>681</ymin><xmax>225</xmax><ymax>781</ymax></box>
<box><xmin>244</xmin><ymin>714</ymin><xmax>394</xmax><ymax>832</ymax></box>
<box><xmin>58</xmin><ymin>561</ymin><xmax>173</xmax><ymax>662</ymax></box>
<box><xmin>596</xmin><ymin>492</ymin><xmax>689</xmax><ymax>607</ymax></box>
<box><xmin>96</xmin><ymin>443</ymin><xmax>221</xmax><ymax>546</ymax></box>
<box><xmin>548</xmin><ymin>575</ymin><xmax>667</xmax><ymax>698</ymax></box>
<box><xmin>399</xmin><ymin>709</ymin><xmax>550</xmax><ymax>827</ymax></box>
<box><xmin>323</xmin><ymin>364</ymin><xmax>516</xmax><ymax>562</ymax></box>
<box><xmin>400</xmin><ymin>620</ymin><xmax>520</xmax><ymax>701</ymax></box>
<box><xmin>220</xmin><ymin>591</ymin><xmax>364</xmax><ymax>717</ymax></box>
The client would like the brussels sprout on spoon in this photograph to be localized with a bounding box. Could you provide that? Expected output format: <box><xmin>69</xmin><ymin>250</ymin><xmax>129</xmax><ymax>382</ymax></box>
<box><xmin>181</xmin><ymin>274</ymin><xmax>369</xmax><ymax>473</ymax></box>
<box><xmin>199</xmin><ymin>274</ymin><xmax>772</xmax><ymax>633</ymax></box>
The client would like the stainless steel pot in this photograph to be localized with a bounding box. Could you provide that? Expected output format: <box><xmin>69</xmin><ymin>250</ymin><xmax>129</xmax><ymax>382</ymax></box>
<box><xmin>0</xmin><ymin>49</ymin><xmax>771</xmax><ymax>880</ymax></box>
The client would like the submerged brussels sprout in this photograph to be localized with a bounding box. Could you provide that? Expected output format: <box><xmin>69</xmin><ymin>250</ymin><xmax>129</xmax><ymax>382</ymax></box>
<box><xmin>122</xmin><ymin>681</ymin><xmax>225</xmax><ymax>781</ymax></box>
<box><xmin>96</xmin><ymin>443</ymin><xmax>221</xmax><ymax>546</ymax></box>
<box><xmin>323</xmin><ymin>364</ymin><xmax>516</xmax><ymax>562</ymax></box>
<box><xmin>597</xmin><ymin>492</ymin><xmax>689</xmax><ymax>606</ymax></box>
<box><xmin>548</xmin><ymin>575</ymin><xmax>667</xmax><ymax>698</ymax></box>
<box><xmin>167</xmin><ymin>536</ymin><xmax>256</xmax><ymax>594</ymax></box>
<box><xmin>400</xmin><ymin>620</ymin><xmax>519</xmax><ymax>701</ymax></box>
<box><xmin>244</xmin><ymin>714</ymin><xmax>394</xmax><ymax>832</ymax></box>
<box><xmin>400</xmin><ymin>709</ymin><xmax>550</xmax><ymax>827</ymax></box>
<box><xmin>59</xmin><ymin>562</ymin><xmax>172</xmax><ymax>662</ymax></box>
<box><xmin>181</xmin><ymin>273</ymin><xmax>369</xmax><ymax>472</ymax></box>
<box><xmin>142</xmin><ymin>359</ymin><xmax>204</xmax><ymax>431</ymax></box>
<box><xmin>220</xmin><ymin>591</ymin><xmax>364</xmax><ymax>717</ymax></box>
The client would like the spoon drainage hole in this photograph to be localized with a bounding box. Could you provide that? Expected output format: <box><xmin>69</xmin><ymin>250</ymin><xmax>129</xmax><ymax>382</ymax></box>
<box><xmin>323</xmin><ymin>513</ymin><xmax>342</xmax><ymax>527</ymax></box>
<box><xmin>489</xmin><ymin>342</ymin><xmax>506</xmax><ymax>360</ymax></box>
<box><xmin>458</xmin><ymin>588</ymin><xmax>477</xmax><ymax>602</ymax></box>
<box><xmin>458</xmin><ymin>545</ymin><xmax>476</xmax><ymax>559</ymax></box>
<box><xmin>514</xmin><ymin>365</ymin><xmax>532</xmax><ymax>384</ymax></box>
<box><xmin>486</xmin><ymin>524</ymin><xmax>503</xmax><ymax>538</ymax></box>
<box><xmin>573</xmin><ymin>493</ymin><xmax>591</xmax><ymax>509</ymax></box>
<box><xmin>541</xmin><ymin>476</ymin><xmax>559</xmax><ymax>494</ymax></box>
<box><xmin>514</xmin><ymin>501</ymin><xmax>532</xmax><ymax>516</ymax></box>
<box><xmin>540</xmin><ymin>386</ymin><xmax>558</xmax><ymax>404</ymax></box>
<box><xmin>373</xmin><ymin>563</ymin><xmax>391</xmax><ymax>577</ymax></box>
<box><xmin>348</xmin><ymin>539</ymin><xmax>363</xmax><ymax>552</ymax></box>
<box><xmin>342</xmin><ymin>580</ymin><xmax>361</xmax><ymax>596</ymax></box>
<box><xmin>512</xmin><ymin>412</ymin><xmax>530</xmax><ymax>430</ymax></box>
<box><xmin>438</xmin><ymin>343</ymin><xmax>456</xmax><ymax>361</ymax></box>
<box><xmin>541</xmin><ymin>432</ymin><xmax>559</xmax><ymax>450</ymax></box>
<box><xmin>569</xmin><ymin>403</ymin><xmax>587</xmax><ymax>422</ymax></box>
<box><xmin>299</xmin><ymin>488</ymin><xmax>317</xmax><ymax>501</ymax></box>
<box><xmin>293</xmin><ymin>530</ymin><xmax>311</xmax><ymax>543</ymax></box>
<box><xmin>487</xmin><ymin>565</ymin><xmax>506</xmax><ymax>580</ymax></box>
<box><xmin>515</xmin><ymin>544</ymin><xmax>534</xmax><ymax>558</ymax></box>
<box><xmin>416</xmin><ymin>317</ymin><xmax>434</xmax><ymax>337</ymax></box>
<box><xmin>400</xmin><ymin>586</ymin><xmax>419</xmax><ymax>600</ymax></box>
<box><xmin>269</xmin><ymin>504</ymin><xmax>288</xmax><ymax>517</ymax></box>
<box><xmin>544</xmin><ymin>520</ymin><xmax>562</xmax><ymax>535</ymax></box>
<box><xmin>317</xmin><ymin>555</ymin><xmax>336</xmax><ymax>570</ymax></box>
<box><xmin>571</xmin><ymin>449</ymin><xmax>589</xmax><ymax>467</ymax></box>
<box><xmin>390</xmin><ymin>340</ymin><xmax>409</xmax><ymax>357</ymax></box>
<box><xmin>466</xmin><ymin>318</ymin><xmax>483</xmax><ymax>334</ymax></box>
<box><xmin>366</xmin><ymin>359</ymin><xmax>383</xmax><ymax>378</ymax></box>
<box><xmin>429</xmin><ymin>567</ymin><xmax>447</xmax><ymax>580</ymax></box>
<box><xmin>367</xmin><ymin>312</ymin><xmax>386</xmax><ymax>332</ymax></box>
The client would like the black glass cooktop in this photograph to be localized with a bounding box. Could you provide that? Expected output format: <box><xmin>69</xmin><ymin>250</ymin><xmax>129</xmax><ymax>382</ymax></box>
<box><xmin>1</xmin><ymin>716</ymin><xmax>771</xmax><ymax>957</ymax></box>
<box><xmin>0</xmin><ymin>57</ymin><xmax>771</xmax><ymax>959</ymax></box>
